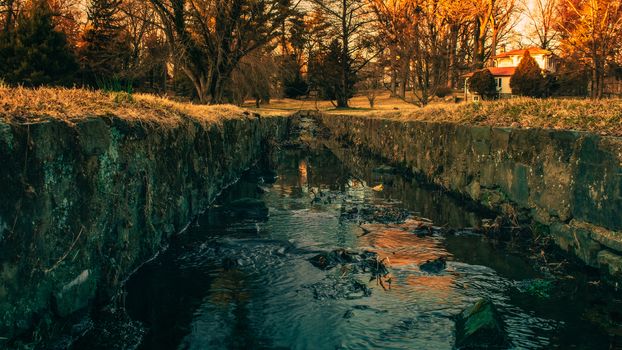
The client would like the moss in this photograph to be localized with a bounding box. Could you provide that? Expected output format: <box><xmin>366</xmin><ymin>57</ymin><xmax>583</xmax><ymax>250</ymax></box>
<box><xmin>0</xmin><ymin>123</ymin><xmax>14</xmax><ymax>151</ymax></box>
<box><xmin>96</xmin><ymin>127</ymin><xmax>122</xmax><ymax>195</ymax></box>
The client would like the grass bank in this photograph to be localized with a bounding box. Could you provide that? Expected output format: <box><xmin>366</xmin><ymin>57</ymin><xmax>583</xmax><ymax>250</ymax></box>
<box><xmin>331</xmin><ymin>97</ymin><xmax>622</xmax><ymax>137</ymax></box>
<box><xmin>2</xmin><ymin>87</ymin><xmax>620</xmax><ymax>137</ymax></box>
<box><xmin>0</xmin><ymin>86</ymin><xmax>282</xmax><ymax>126</ymax></box>
<box><xmin>251</xmin><ymin>94</ymin><xmax>622</xmax><ymax>137</ymax></box>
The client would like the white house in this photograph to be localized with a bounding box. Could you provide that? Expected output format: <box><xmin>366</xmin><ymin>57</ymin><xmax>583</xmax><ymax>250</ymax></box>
<box><xmin>464</xmin><ymin>47</ymin><xmax>556</xmax><ymax>101</ymax></box>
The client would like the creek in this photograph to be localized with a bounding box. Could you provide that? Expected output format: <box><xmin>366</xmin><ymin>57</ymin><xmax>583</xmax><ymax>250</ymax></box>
<box><xmin>71</xmin><ymin>145</ymin><xmax>622</xmax><ymax>350</ymax></box>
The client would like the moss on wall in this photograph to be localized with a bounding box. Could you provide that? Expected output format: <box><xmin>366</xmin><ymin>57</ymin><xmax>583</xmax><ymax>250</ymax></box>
<box><xmin>0</xmin><ymin>114</ymin><xmax>289</xmax><ymax>347</ymax></box>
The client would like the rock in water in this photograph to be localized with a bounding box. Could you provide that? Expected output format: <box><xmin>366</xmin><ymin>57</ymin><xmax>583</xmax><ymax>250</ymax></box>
<box><xmin>419</xmin><ymin>257</ymin><xmax>447</xmax><ymax>274</ymax></box>
<box><xmin>455</xmin><ymin>298</ymin><xmax>507</xmax><ymax>349</ymax></box>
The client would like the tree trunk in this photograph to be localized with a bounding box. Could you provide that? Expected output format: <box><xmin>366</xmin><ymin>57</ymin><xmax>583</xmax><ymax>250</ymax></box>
<box><xmin>399</xmin><ymin>59</ymin><xmax>409</xmax><ymax>99</ymax></box>
<box><xmin>339</xmin><ymin>0</ymin><xmax>350</xmax><ymax>108</ymax></box>
<box><xmin>591</xmin><ymin>56</ymin><xmax>604</xmax><ymax>99</ymax></box>
<box><xmin>3</xmin><ymin>0</ymin><xmax>15</xmax><ymax>33</ymax></box>
<box><xmin>473</xmin><ymin>20</ymin><xmax>483</xmax><ymax>69</ymax></box>
<box><xmin>390</xmin><ymin>67</ymin><xmax>397</xmax><ymax>96</ymax></box>
<box><xmin>447</xmin><ymin>25</ymin><xmax>458</xmax><ymax>89</ymax></box>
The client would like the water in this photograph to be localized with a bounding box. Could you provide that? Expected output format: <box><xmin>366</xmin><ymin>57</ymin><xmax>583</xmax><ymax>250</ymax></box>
<box><xmin>73</xmin><ymin>146</ymin><xmax>622</xmax><ymax>350</ymax></box>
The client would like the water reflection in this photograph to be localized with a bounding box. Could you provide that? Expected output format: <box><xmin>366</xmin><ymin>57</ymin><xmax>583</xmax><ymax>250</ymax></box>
<box><xmin>74</xmin><ymin>146</ymin><xmax>622</xmax><ymax>350</ymax></box>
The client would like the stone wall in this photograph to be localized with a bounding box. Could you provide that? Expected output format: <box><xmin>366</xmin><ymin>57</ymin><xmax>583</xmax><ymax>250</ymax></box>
<box><xmin>317</xmin><ymin>113</ymin><xmax>622</xmax><ymax>277</ymax></box>
<box><xmin>0</xmin><ymin>114</ymin><xmax>289</xmax><ymax>345</ymax></box>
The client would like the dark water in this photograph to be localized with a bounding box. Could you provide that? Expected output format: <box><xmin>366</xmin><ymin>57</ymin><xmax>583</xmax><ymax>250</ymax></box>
<box><xmin>74</xmin><ymin>146</ymin><xmax>622</xmax><ymax>350</ymax></box>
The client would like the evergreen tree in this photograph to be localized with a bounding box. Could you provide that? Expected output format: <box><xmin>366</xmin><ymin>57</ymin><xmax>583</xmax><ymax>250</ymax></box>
<box><xmin>308</xmin><ymin>40</ymin><xmax>355</xmax><ymax>105</ymax></box>
<box><xmin>283</xmin><ymin>55</ymin><xmax>308</xmax><ymax>98</ymax></box>
<box><xmin>469</xmin><ymin>69</ymin><xmax>497</xmax><ymax>100</ymax></box>
<box><xmin>80</xmin><ymin>0</ymin><xmax>130</xmax><ymax>86</ymax></box>
<box><xmin>0</xmin><ymin>0</ymin><xmax>77</xmax><ymax>86</ymax></box>
<box><xmin>510</xmin><ymin>51</ymin><xmax>546</xmax><ymax>97</ymax></box>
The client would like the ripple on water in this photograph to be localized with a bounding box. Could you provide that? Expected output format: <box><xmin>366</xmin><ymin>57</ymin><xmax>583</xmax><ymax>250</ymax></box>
<box><xmin>74</xmin><ymin>148</ymin><xmax>620</xmax><ymax>350</ymax></box>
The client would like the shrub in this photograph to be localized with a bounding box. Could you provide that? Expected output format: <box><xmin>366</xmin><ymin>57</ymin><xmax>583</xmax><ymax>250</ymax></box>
<box><xmin>469</xmin><ymin>69</ymin><xmax>497</xmax><ymax>100</ymax></box>
<box><xmin>435</xmin><ymin>86</ymin><xmax>453</xmax><ymax>98</ymax></box>
<box><xmin>510</xmin><ymin>51</ymin><xmax>546</xmax><ymax>97</ymax></box>
<box><xmin>554</xmin><ymin>59</ymin><xmax>589</xmax><ymax>97</ymax></box>
<box><xmin>284</xmin><ymin>73</ymin><xmax>309</xmax><ymax>98</ymax></box>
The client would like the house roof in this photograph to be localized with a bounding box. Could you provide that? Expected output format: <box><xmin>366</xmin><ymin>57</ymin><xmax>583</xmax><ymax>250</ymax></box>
<box><xmin>494</xmin><ymin>47</ymin><xmax>552</xmax><ymax>59</ymax></box>
<box><xmin>464</xmin><ymin>67</ymin><xmax>516</xmax><ymax>78</ymax></box>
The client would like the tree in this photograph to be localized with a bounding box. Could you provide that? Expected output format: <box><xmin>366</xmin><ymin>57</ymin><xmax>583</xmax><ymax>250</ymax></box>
<box><xmin>554</xmin><ymin>56</ymin><xmax>589</xmax><ymax>96</ymax></box>
<box><xmin>557</xmin><ymin>0</ymin><xmax>622</xmax><ymax>99</ymax></box>
<box><xmin>0</xmin><ymin>0</ymin><xmax>20</xmax><ymax>34</ymax></box>
<box><xmin>471</xmin><ymin>0</ymin><xmax>520</xmax><ymax>68</ymax></box>
<box><xmin>48</xmin><ymin>0</ymin><xmax>83</xmax><ymax>46</ymax></box>
<box><xmin>308</xmin><ymin>0</ymin><xmax>376</xmax><ymax>107</ymax></box>
<box><xmin>409</xmin><ymin>0</ymin><xmax>448</xmax><ymax>106</ymax></box>
<box><xmin>230</xmin><ymin>49</ymin><xmax>279</xmax><ymax>107</ymax></box>
<box><xmin>148</xmin><ymin>0</ymin><xmax>291</xmax><ymax>104</ymax></box>
<box><xmin>522</xmin><ymin>0</ymin><xmax>559</xmax><ymax>50</ymax></box>
<box><xmin>469</xmin><ymin>68</ymin><xmax>497</xmax><ymax>99</ymax></box>
<box><xmin>0</xmin><ymin>0</ymin><xmax>77</xmax><ymax>86</ymax></box>
<box><xmin>356</xmin><ymin>62</ymin><xmax>383</xmax><ymax>108</ymax></box>
<box><xmin>282</xmin><ymin>55</ymin><xmax>309</xmax><ymax>98</ymax></box>
<box><xmin>279</xmin><ymin>9</ymin><xmax>310</xmax><ymax>99</ymax></box>
<box><xmin>510</xmin><ymin>51</ymin><xmax>546</xmax><ymax>97</ymax></box>
<box><xmin>80</xmin><ymin>0</ymin><xmax>130</xmax><ymax>86</ymax></box>
<box><xmin>370</xmin><ymin>0</ymin><xmax>416</xmax><ymax>99</ymax></box>
<box><xmin>308</xmin><ymin>39</ymin><xmax>355</xmax><ymax>105</ymax></box>
<box><xmin>371</xmin><ymin>0</ymin><xmax>464</xmax><ymax>106</ymax></box>
<box><xmin>118</xmin><ymin>0</ymin><xmax>169</xmax><ymax>92</ymax></box>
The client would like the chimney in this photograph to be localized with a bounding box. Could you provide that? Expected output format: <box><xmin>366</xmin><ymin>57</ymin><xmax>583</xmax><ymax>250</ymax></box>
<box><xmin>500</xmin><ymin>44</ymin><xmax>506</xmax><ymax>53</ymax></box>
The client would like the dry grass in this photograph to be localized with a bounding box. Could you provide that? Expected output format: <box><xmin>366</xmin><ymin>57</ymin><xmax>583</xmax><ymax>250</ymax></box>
<box><xmin>339</xmin><ymin>97</ymin><xmax>622</xmax><ymax>137</ymax></box>
<box><xmin>0</xmin><ymin>86</ymin><xmax>286</xmax><ymax>126</ymax></box>
<box><xmin>250</xmin><ymin>92</ymin><xmax>621</xmax><ymax>137</ymax></box>
<box><xmin>244</xmin><ymin>92</ymin><xmax>423</xmax><ymax>113</ymax></box>
<box><xmin>2</xmin><ymin>87</ymin><xmax>620</xmax><ymax>137</ymax></box>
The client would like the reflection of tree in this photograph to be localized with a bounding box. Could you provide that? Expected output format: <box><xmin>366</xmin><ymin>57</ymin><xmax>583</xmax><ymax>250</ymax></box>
<box><xmin>298</xmin><ymin>159</ymin><xmax>308</xmax><ymax>192</ymax></box>
<box><xmin>208</xmin><ymin>269</ymin><xmax>251</xmax><ymax>308</ymax></box>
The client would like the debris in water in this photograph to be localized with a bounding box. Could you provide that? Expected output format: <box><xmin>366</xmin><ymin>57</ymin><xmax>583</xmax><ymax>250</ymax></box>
<box><xmin>419</xmin><ymin>257</ymin><xmax>447</xmax><ymax>274</ymax></box>
<box><xmin>455</xmin><ymin>298</ymin><xmax>508</xmax><ymax>349</ymax></box>
<box><xmin>341</xmin><ymin>204</ymin><xmax>411</xmax><ymax>224</ymax></box>
<box><xmin>305</xmin><ymin>275</ymin><xmax>372</xmax><ymax>300</ymax></box>
<box><xmin>70</xmin><ymin>308</ymin><xmax>146</xmax><ymax>350</ymax></box>
<box><xmin>308</xmin><ymin>249</ymin><xmax>393</xmax><ymax>294</ymax></box>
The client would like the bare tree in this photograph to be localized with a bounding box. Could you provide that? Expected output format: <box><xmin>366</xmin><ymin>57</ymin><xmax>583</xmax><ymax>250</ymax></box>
<box><xmin>471</xmin><ymin>0</ymin><xmax>519</xmax><ymax>68</ymax></box>
<box><xmin>148</xmin><ymin>0</ymin><xmax>291</xmax><ymax>104</ymax></box>
<box><xmin>522</xmin><ymin>0</ymin><xmax>559</xmax><ymax>50</ymax></box>
<box><xmin>557</xmin><ymin>0</ymin><xmax>622</xmax><ymax>98</ymax></box>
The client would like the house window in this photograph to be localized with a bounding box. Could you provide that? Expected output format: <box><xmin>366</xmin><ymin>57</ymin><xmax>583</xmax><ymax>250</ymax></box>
<box><xmin>495</xmin><ymin>78</ymin><xmax>502</xmax><ymax>89</ymax></box>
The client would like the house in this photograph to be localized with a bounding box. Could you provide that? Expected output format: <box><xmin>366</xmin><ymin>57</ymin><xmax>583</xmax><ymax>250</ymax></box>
<box><xmin>464</xmin><ymin>47</ymin><xmax>556</xmax><ymax>101</ymax></box>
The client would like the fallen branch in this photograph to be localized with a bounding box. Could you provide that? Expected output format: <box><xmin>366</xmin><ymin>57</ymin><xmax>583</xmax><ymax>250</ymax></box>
<box><xmin>44</xmin><ymin>227</ymin><xmax>84</xmax><ymax>274</ymax></box>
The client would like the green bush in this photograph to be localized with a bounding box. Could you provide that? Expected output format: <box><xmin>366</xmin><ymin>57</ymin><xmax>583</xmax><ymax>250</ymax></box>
<box><xmin>510</xmin><ymin>51</ymin><xmax>546</xmax><ymax>97</ymax></box>
<box><xmin>469</xmin><ymin>69</ymin><xmax>497</xmax><ymax>100</ymax></box>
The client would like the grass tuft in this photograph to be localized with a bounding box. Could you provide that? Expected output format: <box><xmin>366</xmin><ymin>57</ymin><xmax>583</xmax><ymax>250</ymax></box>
<box><xmin>0</xmin><ymin>86</ymin><xmax>272</xmax><ymax>126</ymax></box>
